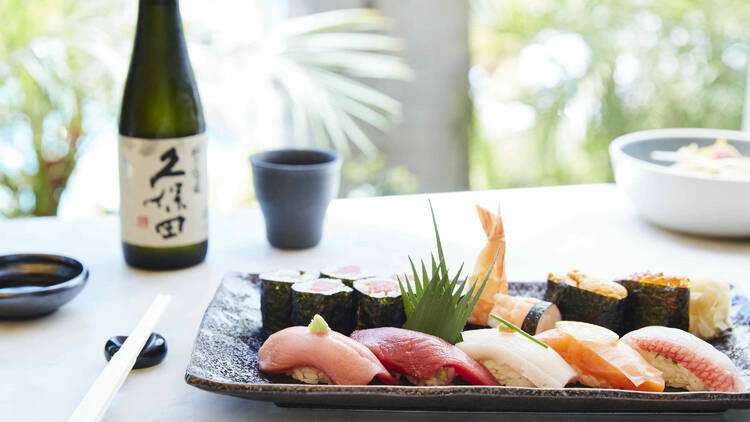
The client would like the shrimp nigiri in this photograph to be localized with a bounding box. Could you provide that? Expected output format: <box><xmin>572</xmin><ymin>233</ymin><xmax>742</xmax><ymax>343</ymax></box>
<box><xmin>468</xmin><ymin>204</ymin><xmax>508</xmax><ymax>326</ymax></box>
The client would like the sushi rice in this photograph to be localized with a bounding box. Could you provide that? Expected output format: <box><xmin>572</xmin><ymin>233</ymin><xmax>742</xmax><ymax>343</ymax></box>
<box><xmin>287</xmin><ymin>366</ymin><xmax>333</xmax><ymax>385</ymax></box>
<box><xmin>638</xmin><ymin>351</ymin><xmax>707</xmax><ymax>391</ymax></box>
<box><xmin>405</xmin><ymin>367</ymin><xmax>457</xmax><ymax>386</ymax></box>
<box><xmin>480</xmin><ymin>359</ymin><xmax>535</xmax><ymax>388</ymax></box>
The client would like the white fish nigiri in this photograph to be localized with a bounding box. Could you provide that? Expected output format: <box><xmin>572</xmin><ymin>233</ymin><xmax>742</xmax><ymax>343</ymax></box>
<box><xmin>622</xmin><ymin>326</ymin><xmax>744</xmax><ymax>392</ymax></box>
<box><xmin>457</xmin><ymin>328</ymin><xmax>577</xmax><ymax>388</ymax></box>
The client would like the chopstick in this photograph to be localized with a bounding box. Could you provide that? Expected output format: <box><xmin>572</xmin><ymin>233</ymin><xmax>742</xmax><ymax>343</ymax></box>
<box><xmin>68</xmin><ymin>294</ymin><xmax>171</xmax><ymax>422</ymax></box>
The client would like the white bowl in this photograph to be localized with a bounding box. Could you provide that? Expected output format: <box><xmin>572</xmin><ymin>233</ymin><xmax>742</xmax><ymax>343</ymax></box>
<box><xmin>609</xmin><ymin>128</ymin><xmax>750</xmax><ymax>238</ymax></box>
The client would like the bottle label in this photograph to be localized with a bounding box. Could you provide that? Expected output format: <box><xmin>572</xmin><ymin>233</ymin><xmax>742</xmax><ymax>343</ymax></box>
<box><xmin>118</xmin><ymin>134</ymin><xmax>208</xmax><ymax>248</ymax></box>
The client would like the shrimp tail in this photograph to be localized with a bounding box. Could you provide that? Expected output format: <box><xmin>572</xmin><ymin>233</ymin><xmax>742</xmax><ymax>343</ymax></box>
<box><xmin>468</xmin><ymin>203</ymin><xmax>508</xmax><ymax>326</ymax></box>
<box><xmin>476</xmin><ymin>205</ymin><xmax>505</xmax><ymax>240</ymax></box>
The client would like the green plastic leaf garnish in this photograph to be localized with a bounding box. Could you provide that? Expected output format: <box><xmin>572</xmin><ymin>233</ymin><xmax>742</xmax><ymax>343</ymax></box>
<box><xmin>308</xmin><ymin>314</ymin><xmax>330</xmax><ymax>334</ymax></box>
<box><xmin>489</xmin><ymin>313</ymin><xmax>549</xmax><ymax>349</ymax></box>
<box><xmin>397</xmin><ymin>200</ymin><xmax>495</xmax><ymax>344</ymax></box>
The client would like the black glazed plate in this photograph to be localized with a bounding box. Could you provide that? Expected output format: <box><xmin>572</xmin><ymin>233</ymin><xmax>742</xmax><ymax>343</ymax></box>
<box><xmin>0</xmin><ymin>254</ymin><xmax>89</xmax><ymax>319</ymax></box>
<box><xmin>185</xmin><ymin>273</ymin><xmax>750</xmax><ymax>412</ymax></box>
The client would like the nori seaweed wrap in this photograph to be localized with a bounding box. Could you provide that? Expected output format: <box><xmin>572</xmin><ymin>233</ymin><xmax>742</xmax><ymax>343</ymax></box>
<box><xmin>545</xmin><ymin>270</ymin><xmax>628</xmax><ymax>334</ymax></box>
<box><xmin>353</xmin><ymin>278</ymin><xmax>406</xmax><ymax>329</ymax></box>
<box><xmin>488</xmin><ymin>293</ymin><xmax>561</xmax><ymax>335</ymax></box>
<box><xmin>291</xmin><ymin>278</ymin><xmax>356</xmax><ymax>334</ymax></box>
<box><xmin>260</xmin><ymin>270</ymin><xmax>319</xmax><ymax>334</ymax></box>
<box><xmin>321</xmin><ymin>265</ymin><xmax>374</xmax><ymax>287</ymax></box>
<box><xmin>617</xmin><ymin>272</ymin><xmax>690</xmax><ymax>333</ymax></box>
<box><xmin>521</xmin><ymin>301</ymin><xmax>561</xmax><ymax>335</ymax></box>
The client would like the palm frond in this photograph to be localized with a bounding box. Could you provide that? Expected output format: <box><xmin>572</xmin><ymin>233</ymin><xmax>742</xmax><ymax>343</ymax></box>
<box><xmin>286</xmin><ymin>33</ymin><xmax>404</xmax><ymax>52</ymax></box>
<box><xmin>261</xmin><ymin>8</ymin><xmax>410</xmax><ymax>155</ymax></box>
<box><xmin>269</xmin><ymin>8</ymin><xmax>392</xmax><ymax>39</ymax></box>
<box><xmin>310</xmin><ymin>70</ymin><xmax>402</xmax><ymax>115</ymax></box>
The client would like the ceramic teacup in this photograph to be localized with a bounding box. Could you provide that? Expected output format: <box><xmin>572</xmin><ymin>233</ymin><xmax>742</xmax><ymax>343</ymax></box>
<box><xmin>250</xmin><ymin>149</ymin><xmax>342</xmax><ymax>249</ymax></box>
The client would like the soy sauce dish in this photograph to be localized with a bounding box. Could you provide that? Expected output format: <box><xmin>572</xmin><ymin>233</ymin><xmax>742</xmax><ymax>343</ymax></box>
<box><xmin>0</xmin><ymin>254</ymin><xmax>88</xmax><ymax>319</ymax></box>
<box><xmin>609</xmin><ymin>128</ymin><xmax>750</xmax><ymax>238</ymax></box>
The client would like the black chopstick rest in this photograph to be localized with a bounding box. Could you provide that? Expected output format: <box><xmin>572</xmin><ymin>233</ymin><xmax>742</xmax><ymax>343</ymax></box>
<box><xmin>104</xmin><ymin>332</ymin><xmax>167</xmax><ymax>369</ymax></box>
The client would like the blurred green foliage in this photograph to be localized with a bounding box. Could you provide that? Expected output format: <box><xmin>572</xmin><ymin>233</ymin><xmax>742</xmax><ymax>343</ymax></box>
<box><xmin>3</xmin><ymin>0</ymin><xmax>749</xmax><ymax>217</ymax></box>
<box><xmin>343</xmin><ymin>154</ymin><xmax>420</xmax><ymax>197</ymax></box>
<box><xmin>468</xmin><ymin>0</ymin><xmax>750</xmax><ymax>189</ymax></box>
<box><xmin>0</xmin><ymin>0</ymin><xmax>116</xmax><ymax>217</ymax></box>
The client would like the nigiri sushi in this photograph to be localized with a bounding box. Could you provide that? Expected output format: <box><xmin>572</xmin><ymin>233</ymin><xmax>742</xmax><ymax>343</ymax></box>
<box><xmin>536</xmin><ymin>321</ymin><xmax>665</xmax><ymax>392</ymax></box>
<box><xmin>258</xmin><ymin>315</ymin><xmax>398</xmax><ymax>385</ymax></box>
<box><xmin>467</xmin><ymin>204</ymin><xmax>508</xmax><ymax>326</ymax></box>
<box><xmin>351</xmin><ymin>327</ymin><xmax>498</xmax><ymax>386</ymax></box>
<box><xmin>488</xmin><ymin>293</ymin><xmax>561</xmax><ymax>335</ymax></box>
<box><xmin>622</xmin><ymin>326</ymin><xmax>744</xmax><ymax>393</ymax></box>
<box><xmin>457</xmin><ymin>328</ymin><xmax>576</xmax><ymax>388</ymax></box>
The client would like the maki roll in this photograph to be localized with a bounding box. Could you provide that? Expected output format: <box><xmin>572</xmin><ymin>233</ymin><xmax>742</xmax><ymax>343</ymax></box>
<box><xmin>260</xmin><ymin>270</ymin><xmax>319</xmax><ymax>334</ymax></box>
<box><xmin>291</xmin><ymin>279</ymin><xmax>356</xmax><ymax>334</ymax></box>
<box><xmin>321</xmin><ymin>265</ymin><xmax>373</xmax><ymax>287</ymax></box>
<box><xmin>488</xmin><ymin>293</ymin><xmax>561</xmax><ymax>335</ymax></box>
<box><xmin>617</xmin><ymin>272</ymin><xmax>689</xmax><ymax>333</ymax></box>
<box><xmin>545</xmin><ymin>270</ymin><xmax>627</xmax><ymax>334</ymax></box>
<box><xmin>353</xmin><ymin>278</ymin><xmax>406</xmax><ymax>329</ymax></box>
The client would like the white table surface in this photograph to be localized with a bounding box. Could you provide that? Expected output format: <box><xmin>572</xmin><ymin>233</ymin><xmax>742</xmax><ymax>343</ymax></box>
<box><xmin>2</xmin><ymin>184</ymin><xmax>749</xmax><ymax>421</ymax></box>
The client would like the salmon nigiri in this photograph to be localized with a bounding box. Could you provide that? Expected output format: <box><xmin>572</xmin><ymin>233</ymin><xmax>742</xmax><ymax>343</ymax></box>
<box><xmin>258</xmin><ymin>315</ymin><xmax>398</xmax><ymax>385</ymax></box>
<box><xmin>351</xmin><ymin>327</ymin><xmax>498</xmax><ymax>386</ymax></box>
<box><xmin>622</xmin><ymin>326</ymin><xmax>744</xmax><ymax>392</ymax></box>
<box><xmin>536</xmin><ymin>321</ymin><xmax>665</xmax><ymax>392</ymax></box>
<box><xmin>468</xmin><ymin>204</ymin><xmax>508</xmax><ymax>326</ymax></box>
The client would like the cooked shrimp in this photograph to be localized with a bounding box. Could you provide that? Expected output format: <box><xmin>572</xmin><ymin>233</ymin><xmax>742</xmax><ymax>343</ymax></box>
<box><xmin>467</xmin><ymin>203</ymin><xmax>507</xmax><ymax>326</ymax></box>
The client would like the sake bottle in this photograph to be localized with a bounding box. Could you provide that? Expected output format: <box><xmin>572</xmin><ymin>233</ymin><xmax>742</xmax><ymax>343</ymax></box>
<box><xmin>118</xmin><ymin>0</ymin><xmax>207</xmax><ymax>270</ymax></box>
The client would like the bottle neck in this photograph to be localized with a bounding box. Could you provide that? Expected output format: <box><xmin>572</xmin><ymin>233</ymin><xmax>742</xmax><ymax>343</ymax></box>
<box><xmin>133</xmin><ymin>0</ymin><xmax>187</xmax><ymax>63</ymax></box>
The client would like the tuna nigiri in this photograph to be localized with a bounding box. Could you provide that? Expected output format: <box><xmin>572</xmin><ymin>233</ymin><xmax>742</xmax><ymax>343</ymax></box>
<box><xmin>351</xmin><ymin>327</ymin><xmax>498</xmax><ymax>386</ymax></box>
<box><xmin>536</xmin><ymin>321</ymin><xmax>665</xmax><ymax>392</ymax></box>
<box><xmin>258</xmin><ymin>315</ymin><xmax>398</xmax><ymax>385</ymax></box>
<box><xmin>457</xmin><ymin>328</ymin><xmax>577</xmax><ymax>388</ymax></box>
<box><xmin>622</xmin><ymin>326</ymin><xmax>744</xmax><ymax>392</ymax></box>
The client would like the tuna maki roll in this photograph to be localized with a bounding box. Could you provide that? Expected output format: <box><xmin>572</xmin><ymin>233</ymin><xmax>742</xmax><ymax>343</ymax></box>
<box><xmin>353</xmin><ymin>278</ymin><xmax>406</xmax><ymax>329</ymax></box>
<box><xmin>617</xmin><ymin>272</ymin><xmax>690</xmax><ymax>333</ymax></box>
<box><xmin>260</xmin><ymin>270</ymin><xmax>319</xmax><ymax>334</ymax></box>
<box><xmin>545</xmin><ymin>270</ymin><xmax>627</xmax><ymax>334</ymax></box>
<box><xmin>291</xmin><ymin>279</ymin><xmax>356</xmax><ymax>334</ymax></box>
<box><xmin>321</xmin><ymin>265</ymin><xmax>374</xmax><ymax>287</ymax></box>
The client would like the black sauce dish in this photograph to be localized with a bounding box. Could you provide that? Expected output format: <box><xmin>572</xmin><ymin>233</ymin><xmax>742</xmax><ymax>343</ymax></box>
<box><xmin>0</xmin><ymin>254</ymin><xmax>89</xmax><ymax>319</ymax></box>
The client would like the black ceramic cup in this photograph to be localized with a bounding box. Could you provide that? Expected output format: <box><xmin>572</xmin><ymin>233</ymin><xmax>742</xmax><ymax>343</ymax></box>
<box><xmin>250</xmin><ymin>149</ymin><xmax>342</xmax><ymax>249</ymax></box>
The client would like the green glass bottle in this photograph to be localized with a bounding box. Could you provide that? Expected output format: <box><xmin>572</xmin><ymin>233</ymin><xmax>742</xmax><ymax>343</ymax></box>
<box><xmin>118</xmin><ymin>0</ymin><xmax>207</xmax><ymax>270</ymax></box>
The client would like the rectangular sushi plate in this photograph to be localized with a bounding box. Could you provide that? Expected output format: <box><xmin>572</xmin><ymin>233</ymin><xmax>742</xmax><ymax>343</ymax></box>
<box><xmin>184</xmin><ymin>273</ymin><xmax>750</xmax><ymax>412</ymax></box>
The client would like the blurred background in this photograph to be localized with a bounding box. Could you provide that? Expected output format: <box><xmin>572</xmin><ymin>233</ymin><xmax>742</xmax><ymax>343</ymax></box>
<box><xmin>1</xmin><ymin>0</ymin><xmax>749</xmax><ymax>219</ymax></box>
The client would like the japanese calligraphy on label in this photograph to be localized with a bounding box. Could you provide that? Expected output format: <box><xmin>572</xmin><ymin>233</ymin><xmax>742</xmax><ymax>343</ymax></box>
<box><xmin>119</xmin><ymin>134</ymin><xmax>208</xmax><ymax>247</ymax></box>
